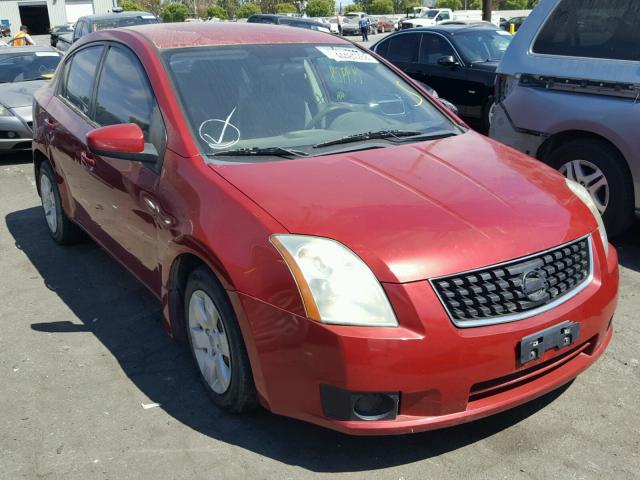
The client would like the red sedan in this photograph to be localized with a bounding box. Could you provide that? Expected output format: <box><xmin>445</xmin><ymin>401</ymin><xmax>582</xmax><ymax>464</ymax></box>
<box><xmin>32</xmin><ymin>23</ymin><xmax>618</xmax><ymax>435</ymax></box>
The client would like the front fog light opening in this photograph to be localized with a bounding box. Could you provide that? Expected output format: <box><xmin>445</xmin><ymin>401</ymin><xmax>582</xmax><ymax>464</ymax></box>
<box><xmin>320</xmin><ymin>384</ymin><xmax>399</xmax><ymax>421</ymax></box>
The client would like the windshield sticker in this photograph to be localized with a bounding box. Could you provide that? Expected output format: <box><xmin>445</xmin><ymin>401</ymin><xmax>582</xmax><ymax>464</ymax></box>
<box><xmin>316</xmin><ymin>46</ymin><xmax>378</xmax><ymax>64</ymax></box>
<box><xmin>34</xmin><ymin>51</ymin><xmax>61</xmax><ymax>57</ymax></box>
<box><xmin>199</xmin><ymin>107</ymin><xmax>241</xmax><ymax>150</ymax></box>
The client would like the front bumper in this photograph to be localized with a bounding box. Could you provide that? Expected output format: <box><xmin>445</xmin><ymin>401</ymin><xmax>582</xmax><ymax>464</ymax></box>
<box><xmin>0</xmin><ymin>108</ymin><xmax>33</xmax><ymax>151</ymax></box>
<box><xmin>235</xmin><ymin>239</ymin><xmax>618</xmax><ymax>435</ymax></box>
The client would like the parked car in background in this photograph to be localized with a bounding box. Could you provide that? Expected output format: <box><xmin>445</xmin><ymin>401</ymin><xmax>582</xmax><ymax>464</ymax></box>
<box><xmin>0</xmin><ymin>46</ymin><xmax>62</xmax><ymax>152</ymax></box>
<box><xmin>247</xmin><ymin>14</ymin><xmax>330</xmax><ymax>33</ymax></box>
<box><xmin>33</xmin><ymin>22</ymin><xmax>617</xmax><ymax>436</ymax></box>
<box><xmin>491</xmin><ymin>0</ymin><xmax>640</xmax><ymax>236</ymax></box>
<box><xmin>344</xmin><ymin>12</ymin><xmax>376</xmax><ymax>34</ymax></box>
<box><xmin>339</xmin><ymin>18</ymin><xmax>360</xmax><ymax>36</ymax></box>
<box><xmin>374</xmin><ymin>16</ymin><xmax>395</xmax><ymax>33</ymax></box>
<box><xmin>50</xmin><ymin>24</ymin><xmax>74</xmax><ymax>48</ymax></box>
<box><xmin>327</xmin><ymin>17</ymin><xmax>340</xmax><ymax>34</ymax></box>
<box><xmin>372</xmin><ymin>24</ymin><xmax>512</xmax><ymax>130</ymax></box>
<box><xmin>502</xmin><ymin>16</ymin><xmax>527</xmax><ymax>32</ymax></box>
<box><xmin>400</xmin><ymin>8</ymin><xmax>453</xmax><ymax>29</ymax></box>
<box><xmin>56</xmin><ymin>11</ymin><xmax>158</xmax><ymax>51</ymax></box>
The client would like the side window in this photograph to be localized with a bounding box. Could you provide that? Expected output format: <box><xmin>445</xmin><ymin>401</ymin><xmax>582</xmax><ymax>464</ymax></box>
<box><xmin>533</xmin><ymin>0</ymin><xmax>640</xmax><ymax>61</ymax></box>
<box><xmin>62</xmin><ymin>45</ymin><xmax>103</xmax><ymax>116</ymax></box>
<box><xmin>387</xmin><ymin>33</ymin><xmax>420</xmax><ymax>63</ymax></box>
<box><xmin>376</xmin><ymin>39</ymin><xmax>389</xmax><ymax>58</ymax></box>
<box><xmin>420</xmin><ymin>34</ymin><xmax>455</xmax><ymax>65</ymax></box>
<box><xmin>95</xmin><ymin>46</ymin><xmax>165</xmax><ymax>153</ymax></box>
<box><xmin>75</xmin><ymin>21</ymin><xmax>87</xmax><ymax>39</ymax></box>
<box><xmin>439</xmin><ymin>12</ymin><xmax>450</xmax><ymax>20</ymax></box>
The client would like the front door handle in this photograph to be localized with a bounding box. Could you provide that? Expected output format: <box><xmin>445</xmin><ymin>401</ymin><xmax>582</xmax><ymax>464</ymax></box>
<box><xmin>80</xmin><ymin>151</ymin><xmax>96</xmax><ymax>169</ymax></box>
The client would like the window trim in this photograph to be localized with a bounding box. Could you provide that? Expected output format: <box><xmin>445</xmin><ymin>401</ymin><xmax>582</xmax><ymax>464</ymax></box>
<box><xmin>56</xmin><ymin>43</ymin><xmax>106</xmax><ymax>127</ymax></box>
<box><xmin>529</xmin><ymin>0</ymin><xmax>640</xmax><ymax>64</ymax></box>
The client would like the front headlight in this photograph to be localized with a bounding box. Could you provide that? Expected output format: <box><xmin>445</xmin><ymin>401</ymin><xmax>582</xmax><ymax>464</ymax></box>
<box><xmin>271</xmin><ymin>235</ymin><xmax>398</xmax><ymax>327</ymax></box>
<box><xmin>0</xmin><ymin>104</ymin><xmax>12</xmax><ymax>117</ymax></box>
<box><xmin>566</xmin><ymin>179</ymin><xmax>609</xmax><ymax>255</ymax></box>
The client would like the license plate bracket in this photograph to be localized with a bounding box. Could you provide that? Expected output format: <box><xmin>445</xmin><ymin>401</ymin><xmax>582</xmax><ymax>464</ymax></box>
<box><xmin>519</xmin><ymin>321</ymin><xmax>580</xmax><ymax>365</ymax></box>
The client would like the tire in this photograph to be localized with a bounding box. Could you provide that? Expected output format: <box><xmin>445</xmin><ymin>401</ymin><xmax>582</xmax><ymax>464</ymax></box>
<box><xmin>546</xmin><ymin>139</ymin><xmax>635</xmax><ymax>237</ymax></box>
<box><xmin>184</xmin><ymin>266</ymin><xmax>258</xmax><ymax>413</ymax></box>
<box><xmin>38</xmin><ymin>161</ymin><xmax>85</xmax><ymax>245</ymax></box>
<box><xmin>481</xmin><ymin>97</ymin><xmax>495</xmax><ymax>133</ymax></box>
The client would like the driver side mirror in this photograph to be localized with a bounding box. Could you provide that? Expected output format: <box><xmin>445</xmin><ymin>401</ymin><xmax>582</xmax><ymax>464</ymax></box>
<box><xmin>87</xmin><ymin>123</ymin><xmax>158</xmax><ymax>164</ymax></box>
<box><xmin>437</xmin><ymin>55</ymin><xmax>459</xmax><ymax>67</ymax></box>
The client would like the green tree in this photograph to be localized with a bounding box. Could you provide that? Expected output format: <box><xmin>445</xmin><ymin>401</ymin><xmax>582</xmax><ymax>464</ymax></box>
<box><xmin>219</xmin><ymin>0</ymin><xmax>240</xmax><ymax>17</ymax></box>
<box><xmin>344</xmin><ymin>3</ymin><xmax>361</xmax><ymax>13</ymax></box>
<box><xmin>306</xmin><ymin>0</ymin><xmax>334</xmax><ymax>17</ymax></box>
<box><xmin>435</xmin><ymin>0</ymin><xmax>462</xmax><ymax>9</ymax></box>
<box><xmin>390</xmin><ymin>0</ymin><xmax>418</xmax><ymax>14</ymax></box>
<box><xmin>119</xmin><ymin>0</ymin><xmax>143</xmax><ymax>11</ymax></box>
<box><xmin>236</xmin><ymin>2</ymin><xmax>261</xmax><ymax>17</ymax></box>
<box><xmin>369</xmin><ymin>0</ymin><xmax>393</xmax><ymax>14</ymax></box>
<box><xmin>206</xmin><ymin>4</ymin><xmax>228</xmax><ymax>18</ymax></box>
<box><xmin>276</xmin><ymin>2</ymin><xmax>297</xmax><ymax>13</ymax></box>
<box><xmin>160</xmin><ymin>2</ymin><xmax>190</xmax><ymax>22</ymax></box>
<box><xmin>499</xmin><ymin>0</ymin><xmax>527</xmax><ymax>8</ymax></box>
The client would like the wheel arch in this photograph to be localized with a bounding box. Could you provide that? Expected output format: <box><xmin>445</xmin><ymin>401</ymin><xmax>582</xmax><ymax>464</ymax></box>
<box><xmin>536</xmin><ymin>129</ymin><xmax>635</xmax><ymax>196</ymax></box>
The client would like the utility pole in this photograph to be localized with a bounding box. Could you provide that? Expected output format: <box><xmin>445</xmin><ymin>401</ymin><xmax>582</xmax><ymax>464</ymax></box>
<box><xmin>482</xmin><ymin>0</ymin><xmax>491</xmax><ymax>21</ymax></box>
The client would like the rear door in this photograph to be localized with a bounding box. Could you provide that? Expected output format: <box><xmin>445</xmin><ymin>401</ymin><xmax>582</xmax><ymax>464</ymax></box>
<box><xmin>381</xmin><ymin>32</ymin><xmax>422</xmax><ymax>79</ymax></box>
<box><xmin>46</xmin><ymin>44</ymin><xmax>105</xmax><ymax>233</ymax></box>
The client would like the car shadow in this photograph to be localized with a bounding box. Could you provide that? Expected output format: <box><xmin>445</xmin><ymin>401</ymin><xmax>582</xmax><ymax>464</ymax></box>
<box><xmin>612</xmin><ymin>221</ymin><xmax>640</xmax><ymax>273</ymax></box>
<box><xmin>6</xmin><ymin>206</ymin><xmax>571</xmax><ymax>473</ymax></box>
<box><xmin>0</xmin><ymin>151</ymin><xmax>32</xmax><ymax>165</ymax></box>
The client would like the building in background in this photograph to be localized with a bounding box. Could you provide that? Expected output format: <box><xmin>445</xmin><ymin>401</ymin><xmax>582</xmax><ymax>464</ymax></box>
<box><xmin>0</xmin><ymin>0</ymin><xmax>115</xmax><ymax>35</ymax></box>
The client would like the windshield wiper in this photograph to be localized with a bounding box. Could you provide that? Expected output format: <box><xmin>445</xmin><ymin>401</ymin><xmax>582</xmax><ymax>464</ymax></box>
<box><xmin>210</xmin><ymin>146</ymin><xmax>310</xmax><ymax>158</ymax></box>
<box><xmin>313</xmin><ymin>130</ymin><xmax>422</xmax><ymax>149</ymax></box>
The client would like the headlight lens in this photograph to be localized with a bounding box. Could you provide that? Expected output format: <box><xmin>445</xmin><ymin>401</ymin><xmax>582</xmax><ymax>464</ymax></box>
<box><xmin>0</xmin><ymin>104</ymin><xmax>12</xmax><ymax>117</ymax></box>
<box><xmin>566</xmin><ymin>178</ymin><xmax>608</xmax><ymax>255</ymax></box>
<box><xmin>271</xmin><ymin>235</ymin><xmax>398</xmax><ymax>327</ymax></box>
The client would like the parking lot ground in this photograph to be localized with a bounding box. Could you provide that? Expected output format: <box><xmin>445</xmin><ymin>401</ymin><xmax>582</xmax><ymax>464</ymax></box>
<box><xmin>1</xmin><ymin>152</ymin><xmax>639</xmax><ymax>480</ymax></box>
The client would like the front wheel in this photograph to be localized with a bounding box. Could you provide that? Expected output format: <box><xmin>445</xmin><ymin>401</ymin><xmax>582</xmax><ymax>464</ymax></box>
<box><xmin>547</xmin><ymin>139</ymin><xmax>635</xmax><ymax>237</ymax></box>
<box><xmin>185</xmin><ymin>266</ymin><xmax>258</xmax><ymax>412</ymax></box>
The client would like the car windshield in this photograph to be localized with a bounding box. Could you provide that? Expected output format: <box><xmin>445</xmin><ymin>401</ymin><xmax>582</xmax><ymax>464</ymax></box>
<box><xmin>454</xmin><ymin>29</ymin><xmax>513</xmax><ymax>62</ymax></box>
<box><xmin>93</xmin><ymin>15</ymin><xmax>158</xmax><ymax>31</ymax></box>
<box><xmin>163</xmin><ymin>44</ymin><xmax>460</xmax><ymax>160</ymax></box>
<box><xmin>0</xmin><ymin>52</ymin><xmax>62</xmax><ymax>83</ymax></box>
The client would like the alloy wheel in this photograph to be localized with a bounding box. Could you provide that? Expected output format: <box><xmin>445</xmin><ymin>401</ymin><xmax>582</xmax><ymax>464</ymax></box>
<box><xmin>560</xmin><ymin>159</ymin><xmax>610</xmax><ymax>214</ymax></box>
<box><xmin>188</xmin><ymin>290</ymin><xmax>232</xmax><ymax>394</ymax></box>
<box><xmin>40</xmin><ymin>172</ymin><xmax>58</xmax><ymax>234</ymax></box>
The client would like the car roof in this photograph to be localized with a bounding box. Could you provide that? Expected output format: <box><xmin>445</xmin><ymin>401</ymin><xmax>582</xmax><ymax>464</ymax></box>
<box><xmin>0</xmin><ymin>45</ymin><xmax>60</xmax><ymax>55</ymax></box>
<box><xmin>118</xmin><ymin>22</ymin><xmax>345</xmax><ymax>50</ymax></box>
<box><xmin>80</xmin><ymin>11</ymin><xmax>155</xmax><ymax>22</ymax></box>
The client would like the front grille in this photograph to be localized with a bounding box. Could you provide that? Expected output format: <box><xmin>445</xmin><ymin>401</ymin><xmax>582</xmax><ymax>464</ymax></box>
<box><xmin>431</xmin><ymin>236</ymin><xmax>592</xmax><ymax>327</ymax></box>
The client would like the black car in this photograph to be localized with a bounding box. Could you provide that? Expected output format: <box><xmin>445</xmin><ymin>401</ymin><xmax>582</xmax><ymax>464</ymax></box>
<box><xmin>502</xmin><ymin>16</ymin><xmax>527</xmax><ymax>32</ymax></box>
<box><xmin>247</xmin><ymin>15</ymin><xmax>331</xmax><ymax>33</ymax></box>
<box><xmin>371</xmin><ymin>24</ymin><xmax>513</xmax><ymax>130</ymax></box>
<box><xmin>49</xmin><ymin>24</ymin><xmax>74</xmax><ymax>47</ymax></box>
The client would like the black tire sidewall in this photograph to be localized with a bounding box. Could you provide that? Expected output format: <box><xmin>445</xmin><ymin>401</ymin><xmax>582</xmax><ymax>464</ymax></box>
<box><xmin>547</xmin><ymin>140</ymin><xmax>634</xmax><ymax>237</ymax></box>
<box><xmin>184</xmin><ymin>267</ymin><xmax>257</xmax><ymax>412</ymax></box>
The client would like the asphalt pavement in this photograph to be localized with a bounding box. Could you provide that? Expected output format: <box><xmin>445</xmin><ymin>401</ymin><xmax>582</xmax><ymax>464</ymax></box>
<box><xmin>1</xmin><ymin>144</ymin><xmax>640</xmax><ymax>477</ymax></box>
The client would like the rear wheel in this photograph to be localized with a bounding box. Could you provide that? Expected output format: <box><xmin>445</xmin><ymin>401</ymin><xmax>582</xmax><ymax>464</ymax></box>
<box><xmin>185</xmin><ymin>266</ymin><xmax>258</xmax><ymax>412</ymax></box>
<box><xmin>547</xmin><ymin>139</ymin><xmax>635</xmax><ymax>237</ymax></box>
<box><xmin>38</xmin><ymin>161</ymin><xmax>84</xmax><ymax>245</ymax></box>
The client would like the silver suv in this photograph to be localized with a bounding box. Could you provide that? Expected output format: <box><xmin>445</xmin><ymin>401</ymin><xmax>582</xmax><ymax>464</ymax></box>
<box><xmin>490</xmin><ymin>0</ymin><xmax>640</xmax><ymax>236</ymax></box>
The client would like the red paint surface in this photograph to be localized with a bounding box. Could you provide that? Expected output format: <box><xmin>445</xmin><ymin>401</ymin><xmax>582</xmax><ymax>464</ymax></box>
<box><xmin>32</xmin><ymin>24</ymin><xmax>618</xmax><ymax>435</ymax></box>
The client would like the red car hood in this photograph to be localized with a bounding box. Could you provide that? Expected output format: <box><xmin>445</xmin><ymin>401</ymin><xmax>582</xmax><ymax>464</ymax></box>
<box><xmin>211</xmin><ymin>132</ymin><xmax>595</xmax><ymax>283</ymax></box>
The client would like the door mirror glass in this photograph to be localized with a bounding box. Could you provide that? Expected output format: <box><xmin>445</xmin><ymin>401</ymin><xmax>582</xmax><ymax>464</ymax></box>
<box><xmin>437</xmin><ymin>55</ymin><xmax>458</xmax><ymax>67</ymax></box>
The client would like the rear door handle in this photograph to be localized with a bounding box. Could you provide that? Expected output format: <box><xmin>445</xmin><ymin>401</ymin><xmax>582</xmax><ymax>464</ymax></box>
<box><xmin>80</xmin><ymin>151</ymin><xmax>96</xmax><ymax>169</ymax></box>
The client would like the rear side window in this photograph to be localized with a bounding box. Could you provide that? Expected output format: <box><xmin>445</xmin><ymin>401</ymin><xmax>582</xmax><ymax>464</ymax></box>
<box><xmin>62</xmin><ymin>46</ymin><xmax>103</xmax><ymax>115</ymax></box>
<box><xmin>94</xmin><ymin>47</ymin><xmax>157</xmax><ymax>140</ymax></box>
<box><xmin>533</xmin><ymin>0</ymin><xmax>640</xmax><ymax>61</ymax></box>
<box><xmin>386</xmin><ymin>33</ymin><xmax>420</xmax><ymax>63</ymax></box>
